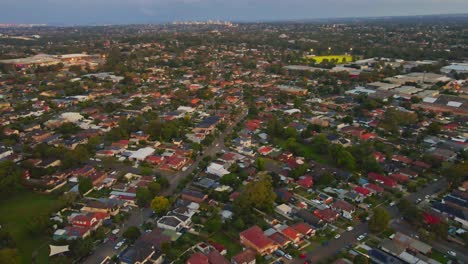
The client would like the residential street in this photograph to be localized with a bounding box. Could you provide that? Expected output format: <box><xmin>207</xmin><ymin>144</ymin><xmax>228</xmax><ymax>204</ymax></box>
<box><xmin>83</xmin><ymin>108</ymin><xmax>247</xmax><ymax>263</ymax></box>
<box><xmin>294</xmin><ymin>178</ymin><xmax>456</xmax><ymax>263</ymax></box>
<box><xmin>293</xmin><ymin>222</ymin><xmax>369</xmax><ymax>264</ymax></box>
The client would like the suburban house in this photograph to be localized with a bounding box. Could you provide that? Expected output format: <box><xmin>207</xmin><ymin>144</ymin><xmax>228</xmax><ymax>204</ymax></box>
<box><xmin>331</xmin><ymin>199</ymin><xmax>356</xmax><ymax>220</ymax></box>
<box><xmin>181</xmin><ymin>189</ymin><xmax>208</xmax><ymax>203</ymax></box>
<box><xmin>239</xmin><ymin>226</ymin><xmax>279</xmax><ymax>255</ymax></box>
<box><xmin>231</xmin><ymin>249</ymin><xmax>256</xmax><ymax>264</ymax></box>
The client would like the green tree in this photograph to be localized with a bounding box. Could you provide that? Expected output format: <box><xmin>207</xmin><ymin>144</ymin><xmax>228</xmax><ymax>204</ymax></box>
<box><xmin>0</xmin><ymin>161</ymin><xmax>23</xmax><ymax>198</ymax></box>
<box><xmin>234</xmin><ymin>174</ymin><xmax>276</xmax><ymax>220</ymax></box>
<box><xmin>220</xmin><ymin>173</ymin><xmax>241</xmax><ymax>188</ymax></box>
<box><xmin>151</xmin><ymin>196</ymin><xmax>170</xmax><ymax>215</ymax></box>
<box><xmin>147</xmin><ymin>182</ymin><xmax>161</xmax><ymax>197</ymax></box>
<box><xmin>78</xmin><ymin>176</ymin><xmax>93</xmax><ymax>195</ymax></box>
<box><xmin>255</xmin><ymin>157</ymin><xmax>266</xmax><ymax>171</ymax></box>
<box><xmin>123</xmin><ymin>226</ymin><xmax>141</xmax><ymax>242</ymax></box>
<box><xmin>70</xmin><ymin>237</ymin><xmax>93</xmax><ymax>259</ymax></box>
<box><xmin>369</xmin><ymin>207</ymin><xmax>391</xmax><ymax>232</ymax></box>
<box><xmin>156</xmin><ymin>177</ymin><xmax>169</xmax><ymax>189</ymax></box>
<box><xmin>443</xmin><ymin>163</ymin><xmax>468</xmax><ymax>185</ymax></box>
<box><xmin>136</xmin><ymin>187</ymin><xmax>152</xmax><ymax>207</ymax></box>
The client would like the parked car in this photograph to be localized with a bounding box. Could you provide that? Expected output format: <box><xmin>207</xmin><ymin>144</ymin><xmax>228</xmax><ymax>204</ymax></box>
<box><xmin>447</xmin><ymin>251</ymin><xmax>457</xmax><ymax>257</ymax></box>
<box><xmin>114</xmin><ymin>241</ymin><xmax>124</xmax><ymax>250</ymax></box>
<box><xmin>357</xmin><ymin>234</ymin><xmax>366</xmax><ymax>241</ymax></box>
<box><xmin>111</xmin><ymin>228</ymin><xmax>120</xmax><ymax>235</ymax></box>
<box><xmin>275</xmin><ymin>250</ymin><xmax>285</xmax><ymax>257</ymax></box>
<box><xmin>346</xmin><ymin>226</ymin><xmax>354</xmax><ymax>231</ymax></box>
<box><xmin>284</xmin><ymin>254</ymin><xmax>293</xmax><ymax>260</ymax></box>
<box><xmin>334</xmin><ymin>234</ymin><xmax>341</xmax><ymax>239</ymax></box>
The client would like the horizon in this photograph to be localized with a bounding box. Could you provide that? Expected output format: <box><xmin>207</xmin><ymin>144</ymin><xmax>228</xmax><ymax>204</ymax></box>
<box><xmin>1</xmin><ymin>12</ymin><xmax>468</xmax><ymax>27</ymax></box>
<box><xmin>2</xmin><ymin>0</ymin><xmax>468</xmax><ymax>25</ymax></box>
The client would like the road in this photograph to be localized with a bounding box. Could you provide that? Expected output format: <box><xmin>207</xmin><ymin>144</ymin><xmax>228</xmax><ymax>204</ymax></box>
<box><xmin>83</xmin><ymin>207</ymin><xmax>153</xmax><ymax>264</ymax></box>
<box><xmin>387</xmin><ymin>178</ymin><xmax>468</xmax><ymax>263</ymax></box>
<box><xmin>161</xmin><ymin>107</ymin><xmax>248</xmax><ymax>195</ymax></box>
<box><xmin>84</xmin><ymin>108</ymin><xmax>247</xmax><ymax>263</ymax></box>
<box><xmin>293</xmin><ymin>222</ymin><xmax>369</xmax><ymax>264</ymax></box>
<box><xmin>294</xmin><ymin>178</ymin><xmax>454</xmax><ymax>263</ymax></box>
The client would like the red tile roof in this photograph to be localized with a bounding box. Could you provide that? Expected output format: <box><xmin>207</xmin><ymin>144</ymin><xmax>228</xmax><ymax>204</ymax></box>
<box><xmin>364</xmin><ymin>183</ymin><xmax>384</xmax><ymax>193</ymax></box>
<box><xmin>187</xmin><ymin>252</ymin><xmax>209</xmax><ymax>264</ymax></box>
<box><xmin>291</xmin><ymin>222</ymin><xmax>314</xmax><ymax>235</ymax></box>
<box><xmin>281</xmin><ymin>227</ymin><xmax>301</xmax><ymax>240</ymax></box>
<box><xmin>354</xmin><ymin>186</ymin><xmax>371</xmax><ymax>196</ymax></box>
<box><xmin>240</xmin><ymin>226</ymin><xmax>275</xmax><ymax>250</ymax></box>
<box><xmin>232</xmin><ymin>249</ymin><xmax>257</xmax><ymax>264</ymax></box>
<box><xmin>297</xmin><ymin>176</ymin><xmax>314</xmax><ymax>188</ymax></box>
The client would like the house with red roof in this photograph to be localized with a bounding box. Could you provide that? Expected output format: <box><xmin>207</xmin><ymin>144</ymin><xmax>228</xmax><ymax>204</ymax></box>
<box><xmin>354</xmin><ymin>186</ymin><xmax>372</xmax><ymax>197</ymax></box>
<box><xmin>231</xmin><ymin>249</ymin><xmax>256</xmax><ymax>264</ymax></box>
<box><xmin>258</xmin><ymin>146</ymin><xmax>273</xmax><ymax>156</ymax></box>
<box><xmin>364</xmin><ymin>183</ymin><xmax>384</xmax><ymax>193</ymax></box>
<box><xmin>268</xmin><ymin>232</ymin><xmax>291</xmax><ymax>248</ymax></box>
<box><xmin>291</xmin><ymin>222</ymin><xmax>315</xmax><ymax>237</ymax></box>
<box><xmin>111</xmin><ymin>139</ymin><xmax>130</xmax><ymax>149</ymax></box>
<box><xmin>368</xmin><ymin>172</ymin><xmax>397</xmax><ymax>188</ymax></box>
<box><xmin>392</xmin><ymin>155</ymin><xmax>413</xmax><ymax>165</ymax></box>
<box><xmin>239</xmin><ymin>226</ymin><xmax>278</xmax><ymax>255</ymax></box>
<box><xmin>207</xmin><ymin>250</ymin><xmax>229</xmax><ymax>264</ymax></box>
<box><xmin>331</xmin><ymin>200</ymin><xmax>356</xmax><ymax>220</ymax></box>
<box><xmin>314</xmin><ymin>208</ymin><xmax>339</xmax><ymax>223</ymax></box>
<box><xmin>146</xmin><ymin>155</ymin><xmax>165</xmax><ymax>166</ymax></box>
<box><xmin>71</xmin><ymin>214</ymin><xmax>100</xmax><ymax>229</ymax></box>
<box><xmin>360</xmin><ymin>133</ymin><xmax>377</xmax><ymax>140</ymax></box>
<box><xmin>187</xmin><ymin>252</ymin><xmax>209</xmax><ymax>264</ymax></box>
<box><xmin>412</xmin><ymin>160</ymin><xmax>431</xmax><ymax>171</ymax></box>
<box><xmin>165</xmin><ymin>156</ymin><xmax>188</xmax><ymax>170</ymax></box>
<box><xmin>208</xmin><ymin>241</ymin><xmax>227</xmax><ymax>255</ymax></box>
<box><xmin>374</xmin><ymin>152</ymin><xmax>386</xmax><ymax>163</ymax></box>
<box><xmin>297</xmin><ymin>175</ymin><xmax>314</xmax><ymax>189</ymax></box>
<box><xmin>281</xmin><ymin>226</ymin><xmax>302</xmax><ymax>244</ymax></box>
<box><xmin>390</xmin><ymin>173</ymin><xmax>409</xmax><ymax>183</ymax></box>
<box><xmin>246</xmin><ymin>120</ymin><xmax>261</xmax><ymax>131</ymax></box>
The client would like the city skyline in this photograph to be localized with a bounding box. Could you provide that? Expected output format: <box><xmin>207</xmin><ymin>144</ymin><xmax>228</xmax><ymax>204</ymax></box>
<box><xmin>2</xmin><ymin>0</ymin><xmax>468</xmax><ymax>25</ymax></box>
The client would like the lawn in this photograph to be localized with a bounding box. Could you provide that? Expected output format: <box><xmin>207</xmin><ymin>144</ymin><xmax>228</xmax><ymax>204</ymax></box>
<box><xmin>0</xmin><ymin>190</ymin><xmax>64</xmax><ymax>264</ymax></box>
<box><xmin>306</xmin><ymin>55</ymin><xmax>354</xmax><ymax>63</ymax></box>
<box><xmin>429</xmin><ymin>250</ymin><xmax>448</xmax><ymax>264</ymax></box>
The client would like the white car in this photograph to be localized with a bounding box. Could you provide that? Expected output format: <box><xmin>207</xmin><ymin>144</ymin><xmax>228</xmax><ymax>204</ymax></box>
<box><xmin>346</xmin><ymin>226</ymin><xmax>354</xmax><ymax>231</ymax></box>
<box><xmin>284</xmin><ymin>254</ymin><xmax>293</xmax><ymax>260</ymax></box>
<box><xmin>447</xmin><ymin>251</ymin><xmax>457</xmax><ymax>257</ymax></box>
<box><xmin>114</xmin><ymin>241</ymin><xmax>124</xmax><ymax>250</ymax></box>
<box><xmin>357</xmin><ymin>235</ymin><xmax>366</xmax><ymax>241</ymax></box>
<box><xmin>111</xmin><ymin>228</ymin><xmax>120</xmax><ymax>235</ymax></box>
<box><xmin>334</xmin><ymin>234</ymin><xmax>341</xmax><ymax>239</ymax></box>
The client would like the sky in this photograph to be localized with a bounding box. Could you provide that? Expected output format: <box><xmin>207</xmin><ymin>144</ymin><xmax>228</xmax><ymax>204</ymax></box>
<box><xmin>1</xmin><ymin>0</ymin><xmax>468</xmax><ymax>25</ymax></box>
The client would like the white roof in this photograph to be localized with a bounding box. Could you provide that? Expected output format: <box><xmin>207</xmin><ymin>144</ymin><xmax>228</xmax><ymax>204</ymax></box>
<box><xmin>49</xmin><ymin>245</ymin><xmax>70</xmax><ymax>256</ymax></box>
<box><xmin>206</xmin><ymin>162</ymin><xmax>230</xmax><ymax>177</ymax></box>
<box><xmin>277</xmin><ymin>204</ymin><xmax>292</xmax><ymax>212</ymax></box>
<box><xmin>129</xmin><ymin>147</ymin><xmax>155</xmax><ymax>160</ymax></box>
<box><xmin>447</xmin><ymin>101</ymin><xmax>462</xmax><ymax>108</ymax></box>
<box><xmin>284</xmin><ymin>109</ymin><xmax>301</xmax><ymax>114</ymax></box>
<box><xmin>423</xmin><ymin>97</ymin><xmax>437</xmax><ymax>103</ymax></box>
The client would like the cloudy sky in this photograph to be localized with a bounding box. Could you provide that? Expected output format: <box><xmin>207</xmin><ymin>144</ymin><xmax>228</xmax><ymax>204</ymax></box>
<box><xmin>2</xmin><ymin>0</ymin><xmax>468</xmax><ymax>25</ymax></box>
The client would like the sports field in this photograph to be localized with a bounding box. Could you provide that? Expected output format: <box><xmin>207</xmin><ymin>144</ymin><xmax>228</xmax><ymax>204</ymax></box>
<box><xmin>306</xmin><ymin>55</ymin><xmax>354</xmax><ymax>63</ymax></box>
<box><xmin>0</xmin><ymin>190</ymin><xmax>64</xmax><ymax>263</ymax></box>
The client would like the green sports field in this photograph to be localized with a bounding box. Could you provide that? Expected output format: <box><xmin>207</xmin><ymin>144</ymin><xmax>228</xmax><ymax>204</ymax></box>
<box><xmin>306</xmin><ymin>55</ymin><xmax>354</xmax><ymax>63</ymax></box>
